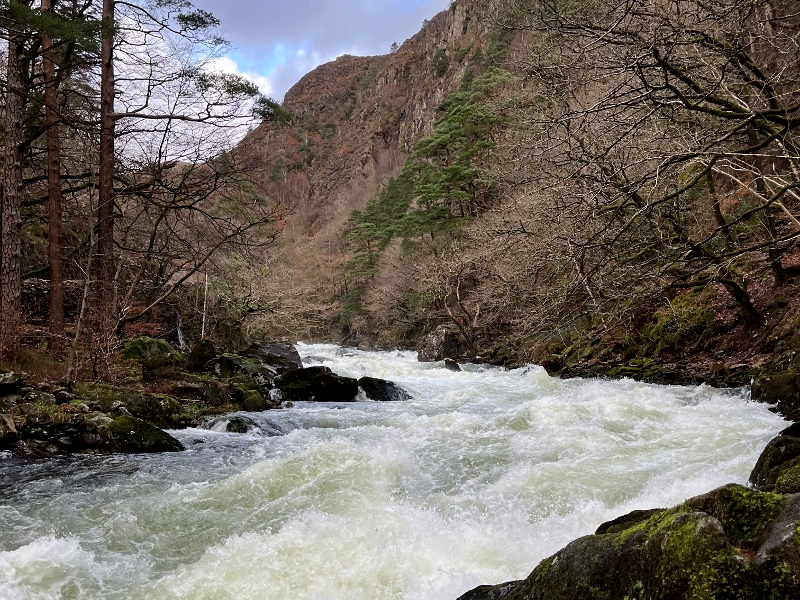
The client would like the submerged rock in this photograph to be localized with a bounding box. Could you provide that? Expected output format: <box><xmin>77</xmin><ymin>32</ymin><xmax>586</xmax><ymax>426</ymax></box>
<box><xmin>276</xmin><ymin>366</ymin><xmax>358</xmax><ymax>402</ymax></box>
<box><xmin>458</xmin><ymin>485</ymin><xmax>800</xmax><ymax>600</ymax></box>
<box><xmin>358</xmin><ymin>377</ymin><xmax>412</xmax><ymax>402</ymax></box>
<box><xmin>444</xmin><ymin>358</ymin><xmax>462</xmax><ymax>372</ymax></box>
<box><xmin>750</xmin><ymin>423</ymin><xmax>800</xmax><ymax>494</ymax></box>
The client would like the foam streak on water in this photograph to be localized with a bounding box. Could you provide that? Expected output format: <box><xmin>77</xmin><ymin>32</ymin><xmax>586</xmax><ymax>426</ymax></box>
<box><xmin>0</xmin><ymin>344</ymin><xmax>788</xmax><ymax>599</ymax></box>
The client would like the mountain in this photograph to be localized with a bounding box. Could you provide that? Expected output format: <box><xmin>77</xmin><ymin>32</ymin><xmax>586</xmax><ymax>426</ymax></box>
<box><xmin>233</xmin><ymin>0</ymin><xmax>492</xmax><ymax>341</ymax></box>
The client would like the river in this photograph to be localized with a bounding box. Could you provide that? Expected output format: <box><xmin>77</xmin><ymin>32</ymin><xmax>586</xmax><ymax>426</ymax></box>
<box><xmin>0</xmin><ymin>343</ymin><xmax>788</xmax><ymax>600</ymax></box>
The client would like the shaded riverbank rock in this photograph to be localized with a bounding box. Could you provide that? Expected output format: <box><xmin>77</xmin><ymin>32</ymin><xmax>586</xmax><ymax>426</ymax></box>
<box><xmin>417</xmin><ymin>325</ymin><xmax>468</xmax><ymax>362</ymax></box>
<box><xmin>239</xmin><ymin>343</ymin><xmax>303</xmax><ymax>374</ymax></box>
<box><xmin>123</xmin><ymin>337</ymin><xmax>185</xmax><ymax>381</ymax></box>
<box><xmin>276</xmin><ymin>366</ymin><xmax>358</xmax><ymax>402</ymax></box>
<box><xmin>458</xmin><ymin>485</ymin><xmax>800</xmax><ymax>600</ymax></box>
<box><xmin>0</xmin><ymin>402</ymin><xmax>184</xmax><ymax>457</ymax></box>
<box><xmin>358</xmin><ymin>377</ymin><xmax>412</xmax><ymax>402</ymax></box>
<box><xmin>750</xmin><ymin>424</ymin><xmax>800</xmax><ymax>494</ymax></box>
<box><xmin>187</xmin><ymin>339</ymin><xmax>217</xmax><ymax>372</ymax></box>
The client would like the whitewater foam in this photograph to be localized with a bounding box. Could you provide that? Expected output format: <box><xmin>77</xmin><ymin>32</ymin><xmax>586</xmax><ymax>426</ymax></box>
<box><xmin>0</xmin><ymin>344</ymin><xmax>788</xmax><ymax>599</ymax></box>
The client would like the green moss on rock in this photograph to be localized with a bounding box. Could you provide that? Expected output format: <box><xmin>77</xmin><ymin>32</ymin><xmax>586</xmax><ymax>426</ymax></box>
<box><xmin>105</xmin><ymin>415</ymin><xmax>183</xmax><ymax>453</ymax></box>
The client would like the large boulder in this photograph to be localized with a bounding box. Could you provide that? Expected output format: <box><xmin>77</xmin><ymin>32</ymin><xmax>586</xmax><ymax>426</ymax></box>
<box><xmin>276</xmin><ymin>366</ymin><xmax>358</xmax><ymax>402</ymax></box>
<box><xmin>239</xmin><ymin>343</ymin><xmax>303</xmax><ymax>374</ymax></box>
<box><xmin>458</xmin><ymin>485</ymin><xmax>800</xmax><ymax>600</ymax></box>
<box><xmin>417</xmin><ymin>325</ymin><xmax>468</xmax><ymax>362</ymax></box>
<box><xmin>358</xmin><ymin>377</ymin><xmax>412</xmax><ymax>402</ymax></box>
<box><xmin>0</xmin><ymin>401</ymin><xmax>184</xmax><ymax>457</ymax></box>
<box><xmin>123</xmin><ymin>337</ymin><xmax>185</xmax><ymax>381</ymax></box>
<box><xmin>104</xmin><ymin>415</ymin><xmax>184</xmax><ymax>453</ymax></box>
<box><xmin>750</xmin><ymin>424</ymin><xmax>800</xmax><ymax>494</ymax></box>
<box><xmin>187</xmin><ymin>339</ymin><xmax>217</xmax><ymax>372</ymax></box>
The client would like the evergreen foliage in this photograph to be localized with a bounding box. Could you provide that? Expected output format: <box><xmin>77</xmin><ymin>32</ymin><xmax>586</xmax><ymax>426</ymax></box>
<box><xmin>342</xmin><ymin>68</ymin><xmax>513</xmax><ymax>317</ymax></box>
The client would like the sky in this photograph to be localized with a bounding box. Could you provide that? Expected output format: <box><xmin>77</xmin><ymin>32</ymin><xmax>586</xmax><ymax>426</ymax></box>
<box><xmin>192</xmin><ymin>0</ymin><xmax>451</xmax><ymax>101</ymax></box>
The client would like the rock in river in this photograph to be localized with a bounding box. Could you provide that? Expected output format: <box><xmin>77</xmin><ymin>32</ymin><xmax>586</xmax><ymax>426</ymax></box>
<box><xmin>458</xmin><ymin>484</ymin><xmax>800</xmax><ymax>600</ymax></box>
<box><xmin>276</xmin><ymin>366</ymin><xmax>358</xmax><ymax>402</ymax></box>
<box><xmin>358</xmin><ymin>377</ymin><xmax>412</xmax><ymax>402</ymax></box>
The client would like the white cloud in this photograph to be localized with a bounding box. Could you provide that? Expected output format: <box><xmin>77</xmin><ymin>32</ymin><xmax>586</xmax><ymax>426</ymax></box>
<box><xmin>207</xmin><ymin>56</ymin><xmax>275</xmax><ymax>97</ymax></box>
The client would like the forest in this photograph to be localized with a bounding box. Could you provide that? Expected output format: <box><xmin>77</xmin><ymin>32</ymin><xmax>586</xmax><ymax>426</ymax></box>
<box><xmin>0</xmin><ymin>0</ymin><xmax>288</xmax><ymax>381</ymax></box>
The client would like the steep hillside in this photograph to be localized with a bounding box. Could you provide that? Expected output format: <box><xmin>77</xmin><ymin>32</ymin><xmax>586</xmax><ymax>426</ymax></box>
<box><xmin>233</xmin><ymin>0</ymin><xmax>492</xmax><ymax>340</ymax></box>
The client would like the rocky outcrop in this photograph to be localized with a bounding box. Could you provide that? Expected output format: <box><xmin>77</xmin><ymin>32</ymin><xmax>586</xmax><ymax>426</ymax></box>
<box><xmin>417</xmin><ymin>325</ymin><xmax>468</xmax><ymax>362</ymax></box>
<box><xmin>358</xmin><ymin>377</ymin><xmax>412</xmax><ymax>401</ymax></box>
<box><xmin>239</xmin><ymin>342</ymin><xmax>303</xmax><ymax>374</ymax></box>
<box><xmin>187</xmin><ymin>339</ymin><xmax>217</xmax><ymax>372</ymax></box>
<box><xmin>276</xmin><ymin>366</ymin><xmax>359</xmax><ymax>402</ymax></box>
<box><xmin>123</xmin><ymin>337</ymin><xmax>186</xmax><ymax>381</ymax></box>
<box><xmin>750</xmin><ymin>424</ymin><xmax>800</xmax><ymax>494</ymax></box>
<box><xmin>0</xmin><ymin>399</ymin><xmax>183</xmax><ymax>458</ymax></box>
<box><xmin>459</xmin><ymin>485</ymin><xmax>800</xmax><ymax>600</ymax></box>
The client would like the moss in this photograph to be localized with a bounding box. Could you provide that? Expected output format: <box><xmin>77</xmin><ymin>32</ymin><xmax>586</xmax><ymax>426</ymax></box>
<box><xmin>105</xmin><ymin>415</ymin><xmax>183</xmax><ymax>453</ymax></box>
<box><xmin>122</xmin><ymin>337</ymin><xmax>175</xmax><ymax>362</ymax></box>
<box><xmin>774</xmin><ymin>458</ymin><xmax>800</xmax><ymax>494</ymax></box>
<box><xmin>682</xmin><ymin>485</ymin><xmax>784</xmax><ymax>544</ymax></box>
<box><xmin>641</xmin><ymin>290</ymin><xmax>716</xmax><ymax>357</ymax></box>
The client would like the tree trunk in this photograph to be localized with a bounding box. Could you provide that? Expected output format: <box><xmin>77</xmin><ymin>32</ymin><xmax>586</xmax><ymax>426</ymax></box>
<box><xmin>42</xmin><ymin>0</ymin><xmax>65</xmax><ymax>355</ymax></box>
<box><xmin>1</xmin><ymin>3</ymin><xmax>27</xmax><ymax>358</ymax></box>
<box><xmin>96</xmin><ymin>0</ymin><xmax>116</xmax><ymax>327</ymax></box>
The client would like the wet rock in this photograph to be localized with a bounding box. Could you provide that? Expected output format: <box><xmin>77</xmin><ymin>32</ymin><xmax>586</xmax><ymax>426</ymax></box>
<box><xmin>123</xmin><ymin>337</ymin><xmax>185</xmax><ymax>381</ymax></box>
<box><xmin>187</xmin><ymin>339</ymin><xmax>217</xmax><ymax>372</ymax></box>
<box><xmin>276</xmin><ymin>366</ymin><xmax>359</xmax><ymax>402</ymax></box>
<box><xmin>456</xmin><ymin>581</ymin><xmax>521</xmax><ymax>600</ymax></box>
<box><xmin>444</xmin><ymin>358</ymin><xmax>462</xmax><ymax>372</ymax></box>
<box><xmin>750</xmin><ymin>423</ymin><xmax>800</xmax><ymax>494</ymax></box>
<box><xmin>104</xmin><ymin>415</ymin><xmax>184</xmax><ymax>453</ymax></box>
<box><xmin>226</xmin><ymin>415</ymin><xmax>257</xmax><ymax>433</ymax></box>
<box><xmin>239</xmin><ymin>343</ymin><xmax>303</xmax><ymax>374</ymax></box>
<box><xmin>753</xmin><ymin>368</ymin><xmax>800</xmax><ymax>423</ymax></box>
<box><xmin>358</xmin><ymin>377</ymin><xmax>412</xmax><ymax>402</ymax></box>
<box><xmin>460</xmin><ymin>485</ymin><xmax>799</xmax><ymax>600</ymax></box>
<box><xmin>417</xmin><ymin>325</ymin><xmax>468</xmax><ymax>362</ymax></box>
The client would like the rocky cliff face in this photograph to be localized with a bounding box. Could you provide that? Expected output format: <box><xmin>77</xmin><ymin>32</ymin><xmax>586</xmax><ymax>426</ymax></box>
<box><xmin>234</xmin><ymin>0</ymin><xmax>492</xmax><ymax>340</ymax></box>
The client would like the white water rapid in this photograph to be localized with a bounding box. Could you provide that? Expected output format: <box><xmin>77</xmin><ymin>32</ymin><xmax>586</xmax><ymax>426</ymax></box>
<box><xmin>0</xmin><ymin>344</ymin><xmax>789</xmax><ymax>600</ymax></box>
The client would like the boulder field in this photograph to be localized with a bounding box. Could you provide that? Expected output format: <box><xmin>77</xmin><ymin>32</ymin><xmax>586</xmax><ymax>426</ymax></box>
<box><xmin>0</xmin><ymin>338</ymin><xmax>412</xmax><ymax>458</ymax></box>
<box><xmin>457</xmin><ymin>424</ymin><xmax>800</xmax><ymax>600</ymax></box>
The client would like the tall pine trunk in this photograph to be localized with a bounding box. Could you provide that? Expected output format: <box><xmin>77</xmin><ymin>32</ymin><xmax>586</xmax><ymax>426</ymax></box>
<box><xmin>42</xmin><ymin>0</ymin><xmax>65</xmax><ymax>355</ymax></box>
<box><xmin>97</xmin><ymin>0</ymin><xmax>115</xmax><ymax>329</ymax></box>
<box><xmin>1</xmin><ymin>1</ymin><xmax>26</xmax><ymax>358</ymax></box>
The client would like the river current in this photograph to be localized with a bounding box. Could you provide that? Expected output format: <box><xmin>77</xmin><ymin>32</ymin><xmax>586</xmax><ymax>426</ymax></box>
<box><xmin>0</xmin><ymin>344</ymin><xmax>788</xmax><ymax>600</ymax></box>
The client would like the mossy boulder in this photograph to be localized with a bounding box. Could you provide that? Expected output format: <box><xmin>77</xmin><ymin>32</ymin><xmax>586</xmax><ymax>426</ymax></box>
<box><xmin>73</xmin><ymin>383</ymin><xmax>184</xmax><ymax>429</ymax></box>
<box><xmin>123</xmin><ymin>337</ymin><xmax>185</xmax><ymax>381</ymax></box>
<box><xmin>276</xmin><ymin>366</ymin><xmax>358</xmax><ymax>402</ymax></box>
<box><xmin>750</xmin><ymin>424</ymin><xmax>800</xmax><ymax>493</ymax></box>
<box><xmin>104</xmin><ymin>415</ymin><xmax>183</xmax><ymax>453</ymax></box>
<box><xmin>358</xmin><ymin>377</ymin><xmax>412</xmax><ymax>402</ymax></box>
<box><xmin>459</xmin><ymin>485</ymin><xmax>800</xmax><ymax>600</ymax></box>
